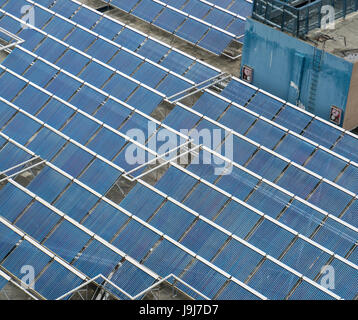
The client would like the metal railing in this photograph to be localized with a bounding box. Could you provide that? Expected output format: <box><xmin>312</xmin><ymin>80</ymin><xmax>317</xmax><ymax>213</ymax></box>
<box><xmin>252</xmin><ymin>0</ymin><xmax>358</xmax><ymax>37</ymax></box>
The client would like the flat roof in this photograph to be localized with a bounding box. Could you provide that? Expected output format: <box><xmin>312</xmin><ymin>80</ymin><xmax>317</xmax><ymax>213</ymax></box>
<box><xmin>306</xmin><ymin>11</ymin><xmax>358</xmax><ymax>62</ymax></box>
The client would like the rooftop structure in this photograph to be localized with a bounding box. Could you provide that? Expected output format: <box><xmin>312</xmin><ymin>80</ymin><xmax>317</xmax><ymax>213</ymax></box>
<box><xmin>0</xmin><ymin>0</ymin><xmax>356</xmax><ymax>301</ymax></box>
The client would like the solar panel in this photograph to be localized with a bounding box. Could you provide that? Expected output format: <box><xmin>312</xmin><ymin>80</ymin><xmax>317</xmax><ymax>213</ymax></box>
<box><xmin>0</xmin><ymin>0</ymin><xmax>356</xmax><ymax>301</ymax></box>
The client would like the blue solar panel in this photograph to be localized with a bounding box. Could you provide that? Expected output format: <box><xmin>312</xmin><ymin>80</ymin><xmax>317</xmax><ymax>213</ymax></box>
<box><xmin>245</xmin><ymin>119</ymin><xmax>286</xmax><ymax>149</ymax></box>
<box><xmin>248</xmin><ymin>219</ymin><xmax>295</xmax><ymax>258</ymax></box>
<box><xmin>183</xmin><ymin>183</ymin><xmax>228</xmax><ymax>219</ymax></box>
<box><xmin>198</xmin><ymin>28</ymin><xmax>233</xmax><ymax>55</ymax></box>
<box><xmin>112</xmin><ymin>219</ymin><xmax>160</xmax><ymax>260</ymax></box>
<box><xmin>0</xmin><ymin>0</ymin><xmax>357</xmax><ymax>300</ymax></box>
<box><xmin>182</xmin><ymin>0</ymin><xmax>211</xmax><ymax>18</ymax></box>
<box><xmin>54</xmin><ymin>183</ymin><xmax>99</xmax><ymax>222</ymax></box>
<box><xmin>229</xmin><ymin>0</ymin><xmax>253</xmax><ymax>16</ymax></box>
<box><xmin>308</xmin><ymin>181</ymin><xmax>353</xmax><ymax>217</ymax></box>
<box><xmin>213</xmin><ymin>238</ymin><xmax>263</xmax><ymax>282</ymax></box>
<box><xmin>246</xmin><ymin>149</ymin><xmax>287</xmax><ymax>181</ymax></box>
<box><xmin>229</xmin><ymin>135</ymin><xmax>256</xmax><ymax>165</ymax></box>
<box><xmin>329</xmin><ymin>258</ymin><xmax>358</xmax><ymax>299</ymax></box>
<box><xmin>175</xmin><ymin>18</ymin><xmax>209</xmax><ymax>44</ymax></box>
<box><xmin>65</xmin><ymin>27</ymin><xmax>97</xmax><ymax>51</ymax></box>
<box><xmin>1</xmin><ymin>240</ymin><xmax>51</xmax><ymax>280</ymax></box>
<box><xmin>27</xmin><ymin>127</ymin><xmax>66</xmax><ymax>160</ymax></box>
<box><xmin>303</xmin><ymin>119</ymin><xmax>342</xmax><ymax>149</ymax></box>
<box><xmin>144</xmin><ymin>239</ymin><xmax>193</xmax><ymax>276</ymax></box>
<box><xmin>154</xmin><ymin>7</ymin><xmax>186</xmax><ymax>32</ymax></box>
<box><xmin>274</xmin><ymin>134</ymin><xmax>315</xmax><ymax>165</ymax></box>
<box><xmin>0</xmin><ymin>183</ymin><xmax>33</xmax><ymax>222</ymax></box>
<box><xmin>216</xmin><ymin>166</ymin><xmax>259</xmax><ymax>200</ymax></box>
<box><xmin>110</xmin><ymin>0</ymin><xmax>139</xmax><ymax>12</ymax></box>
<box><xmin>0</xmin><ymin>142</ymin><xmax>32</xmax><ymax>172</ymax></box>
<box><xmin>120</xmin><ymin>183</ymin><xmax>164</xmax><ymax>221</ymax></box>
<box><xmin>132</xmin><ymin>62</ymin><xmax>167</xmax><ymax>87</ymax></box>
<box><xmin>0</xmin><ymin>13</ymin><xmax>21</xmax><ymax>35</ymax></box>
<box><xmin>204</xmin><ymin>8</ymin><xmax>234</xmax><ymax>29</ymax></box>
<box><xmin>13</xmin><ymin>85</ymin><xmax>49</xmax><ymax>114</ymax></box>
<box><xmin>102</xmin><ymin>74</ymin><xmax>138</xmax><ymax>101</ymax></box>
<box><xmin>160</xmin><ymin>50</ymin><xmax>193</xmax><ymax>75</ymax></box>
<box><xmin>157</xmin><ymin>73</ymin><xmax>192</xmax><ymax>96</ymax></box>
<box><xmin>185</xmin><ymin>62</ymin><xmax>219</xmax><ymax>83</ymax></box>
<box><xmin>114</xmin><ymin>27</ymin><xmax>146</xmax><ymax>51</ymax></box>
<box><xmin>163</xmin><ymin>106</ymin><xmax>201</xmax><ymax>132</ymax></box>
<box><xmin>247</xmin><ymin>182</ymin><xmax>292</xmax><ymax>218</ymax></box>
<box><xmin>69</xmin><ymin>85</ymin><xmax>106</xmax><ymax>115</ymax></box>
<box><xmin>32</xmin><ymin>6</ymin><xmax>54</xmax><ymax>29</ymax></box>
<box><xmin>180</xmin><ymin>219</ymin><xmax>229</xmax><ymax>260</ymax></box>
<box><xmin>2</xmin><ymin>112</ymin><xmax>42</xmax><ymax>146</ymax></box>
<box><xmin>226</xmin><ymin>17</ymin><xmax>246</xmax><ymax>36</ymax></box>
<box><xmin>87</xmin><ymin>127</ymin><xmax>127</xmax><ymax>160</ymax></box>
<box><xmin>109</xmin><ymin>260</ymin><xmax>155</xmax><ymax>297</ymax></box>
<box><xmin>0</xmin><ymin>223</ymin><xmax>21</xmax><ymax>261</ymax></box>
<box><xmin>221</xmin><ymin>79</ymin><xmax>256</xmax><ymax>106</ymax></box>
<box><xmin>215</xmin><ymin>201</ymin><xmax>259</xmax><ymax>239</ymax></box>
<box><xmin>2</xmin><ymin>0</ymin><xmax>29</xmax><ymax>16</ymax></box>
<box><xmin>336</xmin><ymin>164</ymin><xmax>358</xmax><ymax>195</ymax></box>
<box><xmin>0</xmin><ymin>72</ymin><xmax>27</xmax><ymax>101</ymax></box>
<box><xmin>86</xmin><ymin>38</ymin><xmax>119</xmax><ymax>63</ymax></box>
<box><xmin>30</xmin><ymin>0</ymin><xmax>54</xmax><ymax>8</ymax></box>
<box><xmin>132</xmin><ymin>0</ymin><xmax>163</xmax><ymax>22</ymax></box>
<box><xmin>108</xmin><ymin>49</ymin><xmax>143</xmax><ymax>75</ymax></box>
<box><xmin>217</xmin><ymin>281</ymin><xmax>259</xmax><ymax>300</ymax></box>
<box><xmin>93</xmin><ymin>99</ymin><xmax>131</xmax><ymax>129</ymax></box>
<box><xmin>2</xmin><ymin>48</ymin><xmax>35</xmax><ymax>74</ymax></box>
<box><xmin>56</xmin><ymin>49</ymin><xmax>90</xmax><ymax>75</ymax></box>
<box><xmin>79</xmin><ymin>61</ymin><xmax>114</xmax><ymax>88</ymax></box>
<box><xmin>333</xmin><ymin>133</ymin><xmax>358</xmax><ymax>163</ymax></box>
<box><xmin>136</xmin><ymin>39</ymin><xmax>170</xmax><ymax>63</ymax></box>
<box><xmin>35</xmin><ymin>260</ymin><xmax>83</xmax><ymax>300</ymax></box>
<box><xmin>289</xmin><ymin>280</ymin><xmax>334</xmax><ymax>300</ymax></box>
<box><xmin>192</xmin><ymin>92</ymin><xmax>229</xmax><ymax>120</ymax></box>
<box><xmin>248</xmin><ymin>259</ymin><xmax>299</xmax><ymax>300</ymax></box>
<box><xmin>278</xmin><ymin>199</ymin><xmax>324</xmax><ymax>237</ymax></box>
<box><xmin>179</xmin><ymin>259</ymin><xmax>227</xmax><ymax>299</ymax></box>
<box><xmin>276</xmin><ymin>165</ymin><xmax>320</xmax><ymax>199</ymax></box>
<box><xmin>305</xmin><ymin>148</ymin><xmax>347</xmax><ymax>181</ymax></box>
<box><xmin>23</xmin><ymin>59</ymin><xmax>57</xmax><ymax>87</ymax></box>
<box><xmin>50</xmin><ymin>0</ymin><xmax>80</xmax><ymax>18</ymax></box>
<box><xmin>61</xmin><ymin>112</ymin><xmax>100</xmax><ymax>145</ymax></box>
<box><xmin>273</xmin><ymin>105</ymin><xmax>313</xmax><ymax>134</ymax></box>
<box><xmin>155</xmin><ymin>166</ymin><xmax>198</xmax><ymax>201</ymax></box>
<box><xmin>44</xmin><ymin>219</ymin><xmax>91</xmax><ymax>262</ymax></box>
<box><xmin>83</xmin><ymin>200</ymin><xmax>129</xmax><ymax>241</ymax></box>
<box><xmin>15</xmin><ymin>201</ymin><xmax>61</xmax><ymax>242</ymax></box>
<box><xmin>42</xmin><ymin>17</ymin><xmax>75</xmax><ymax>40</ymax></box>
<box><xmin>0</xmin><ymin>101</ymin><xmax>17</xmax><ymax>128</ymax></box>
<box><xmin>79</xmin><ymin>158</ymin><xmax>121</xmax><ymax>195</ymax></box>
<box><xmin>149</xmin><ymin>201</ymin><xmax>195</xmax><ymax>240</ymax></box>
<box><xmin>37</xmin><ymin>99</ymin><xmax>74</xmax><ymax>130</ymax></box>
<box><xmin>312</xmin><ymin>218</ymin><xmax>357</xmax><ymax>257</ymax></box>
<box><xmin>218</xmin><ymin>106</ymin><xmax>256</xmax><ymax>134</ymax></box>
<box><xmin>281</xmin><ymin>238</ymin><xmax>331</xmax><ymax>279</ymax></box>
<box><xmin>71</xmin><ymin>6</ymin><xmax>100</xmax><ymax>29</ymax></box>
<box><xmin>247</xmin><ymin>92</ymin><xmax>284</xmax><ymax>119</ymax></box>
<box><xmin>126</xmin><ymin>86</ymin><xmax>163</xmax><ymax>114</ymax></box>
<box><xmin>46</xmin><ymin>72</ymin><xmax>82</xmax><ymax>100</ymax></box>
<box><xmin>27</xmin><ymin>166</ymin><xmax>71</xmax><ymax>203</ymax></box>
<box><xmin>340</xmin><ymin>199</ymin><xmax>358</xmax><ymax>228</ymax></box>
<box><xmin>73</xmin><ymin>240</ymin><xmax>122</xmax><ymax>278</ymax></box>
<box><xmin>92</xmin><ymin>16</ymin><xmax>123</xmax><ymax>39</ymax></box>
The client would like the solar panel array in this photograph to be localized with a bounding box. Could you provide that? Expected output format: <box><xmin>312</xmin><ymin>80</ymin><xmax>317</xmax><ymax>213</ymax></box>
<box><xmin>105</xmin><ymin>0</ymin><xmax>249</xmax><ymax>56</ymax></box>
<box><xmin>0</xmin><ymin>0</ymin><xmax>357</xmax><ymax>300</ymax></box>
